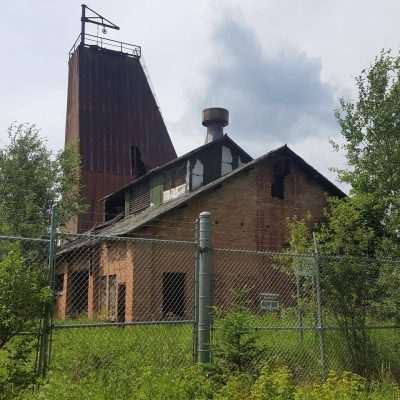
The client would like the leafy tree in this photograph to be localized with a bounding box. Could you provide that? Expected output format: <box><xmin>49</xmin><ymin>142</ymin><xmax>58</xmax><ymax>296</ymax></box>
<box><xmin>333</xmin><ymin>49</ymin><xmax>400</xmax><ymax>248</ymax></box>
<box><xmin>0</xmin><ymin>246</ymin><xmax>51</xmax><ymax>398</ymax></box>
<box><xmin>0</xmin><ymin>123</ymin><xmax>83</xmax><ymax>396</ymax></box>
<box><xmin>284</xmin><ymin>50</ymin><xmax>400</xmax><ymax>375</ymax></box>
<box><xmin>334</xmin><ymin>49</ymin><xmax>400</xmax><ymax>196</ymax></box>
<box><xmin>0</xmin><ymin>245</ymin><xmax>50</xmax><ymax>350</ymax></box>
<box><xmin>0</xmin><ymin>123</ymin><xmax>83</xmax><ymax>238</ymax></box>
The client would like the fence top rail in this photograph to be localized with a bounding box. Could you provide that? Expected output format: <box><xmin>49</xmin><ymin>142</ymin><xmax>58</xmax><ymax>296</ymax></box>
<box><xmin>56</xmin><ymin>232</ymin><xmax>196</xmax><ymax>255</ymax></box>
<box><xmin>213</xmin><ymin>246</ymin><xmax>400</xmax><ymax>264</ymax></box>
<box><xmin>60</xmin><ymin>232</ymin><xmax>196</xmax><ymax>245</ymax></box>
<box><xmin>53</xmin><ymin>319</ymin><xmax>195</xmax><ymax>329</ymax></box>
<box><xmin>0</xmin><ymin>235</ymin><xmax>50</xmax><ymax>243</ymax></box>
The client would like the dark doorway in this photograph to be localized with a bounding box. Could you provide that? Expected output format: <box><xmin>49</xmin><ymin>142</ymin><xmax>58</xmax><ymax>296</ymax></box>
<box><xmin>68</xmin><ymin>271</ymin><xmax>89</xmax><ymax>317</ymax></box>
<box><xmin>162</xmin><ymin>272</ymin><xmax>185</xmax><ymax>319</ymax></box>
<box><xmin>117</xmin><ymin>283</ymin><xmax>126</xmax><ymax>322</ymax></box>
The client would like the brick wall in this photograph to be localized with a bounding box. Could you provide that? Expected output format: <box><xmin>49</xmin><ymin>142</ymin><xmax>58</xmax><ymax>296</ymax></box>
<box><xmin>138</xmin><ymin>154</ymin><xmax>330</xmax><ymax>248</ymax></box>
<box><xmin>56</xmin><ymin>153</ymin><xmax>335</xmax><ymax>321</ymax></box>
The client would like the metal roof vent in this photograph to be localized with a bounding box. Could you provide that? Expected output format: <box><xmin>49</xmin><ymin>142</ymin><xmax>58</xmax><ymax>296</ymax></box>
<box><xmin>202</xmin><ymin>107</ymin><xmax>229</xmax><ymax>144</ymax></box>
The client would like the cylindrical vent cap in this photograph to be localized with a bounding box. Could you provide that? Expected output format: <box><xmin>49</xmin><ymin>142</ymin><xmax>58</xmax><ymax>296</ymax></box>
<box><xmin>202</xmin><ymin>107</ymin><xmax>229</xmax><ymax>128</ymax></box>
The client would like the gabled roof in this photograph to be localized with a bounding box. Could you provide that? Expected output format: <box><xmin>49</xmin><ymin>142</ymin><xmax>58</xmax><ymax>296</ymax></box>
<box><xmin>101</xmin><ymin>134</ymin><xmax>253</xmax><ymax>201</ymax></box>
<box><xmin>58</xmin><ymin>144</ymin><xmax>345</xmax><ymax>254</ymax></box>
<box><xmin>97</xmin><ymin>144</ymin><xmax>346</xmax><ymax>237</ymax></box>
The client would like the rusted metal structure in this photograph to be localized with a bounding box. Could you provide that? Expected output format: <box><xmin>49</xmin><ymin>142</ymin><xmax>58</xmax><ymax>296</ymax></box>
<box><xmin>65</xmin><ymin>7</ymin><xmax>177</xmax><ymax>233</ymax></box>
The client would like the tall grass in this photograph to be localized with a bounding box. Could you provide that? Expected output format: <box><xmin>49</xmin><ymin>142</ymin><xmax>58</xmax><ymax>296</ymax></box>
<box><xmin>14</xmin><ymin>314</ymin><xmax>400</xmax><ymax>399</ymax></box>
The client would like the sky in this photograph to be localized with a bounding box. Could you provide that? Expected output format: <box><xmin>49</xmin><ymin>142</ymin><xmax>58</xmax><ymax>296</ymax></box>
<box><xmin>1</xmin><ymin>1</ymin><xmax>400</xmax><ymax>191</ymax></box>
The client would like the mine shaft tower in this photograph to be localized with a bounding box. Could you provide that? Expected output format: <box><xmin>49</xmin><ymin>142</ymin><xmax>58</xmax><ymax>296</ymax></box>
<box><xmin>65</xmin><ymin>5</ymin><xmax>177</xmax><ymax>233</ymax></box>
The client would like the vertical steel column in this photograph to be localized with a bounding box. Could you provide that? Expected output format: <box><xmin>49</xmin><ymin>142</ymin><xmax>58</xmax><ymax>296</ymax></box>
<box><xmin>313</xmin><ymin>233</ymin><xmax>327</xmax><ymax>379</ymax></box>
<box><xmin>81</xmin><ymin>4</ymin><xmax>86</xmax><ymax>45</ymax></box>
<box><xmin>192</xmin><ymin>218</ymin><xmax>199</xmax><ymax>362</ymax></box>
<box><xmin>296</xmin><ymin>274</ymin><xmax>304</xmax><ymax>344</ymax></box>
<box><xmin>197</xmin><ymin>212</ymin><xmax>212</xmax><ymax>363</ymax></box>
<box><xmin>38</xmin><ymin>207</ymin><xmax>56</xmax><ymax>377</ymax></box>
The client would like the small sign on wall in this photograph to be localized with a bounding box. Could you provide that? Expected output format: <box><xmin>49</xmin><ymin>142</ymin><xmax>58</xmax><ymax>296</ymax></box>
<box><xmin>260</xmin><ymin>293</ymin><xmax>280</xmax><ymax>311</ymax></box>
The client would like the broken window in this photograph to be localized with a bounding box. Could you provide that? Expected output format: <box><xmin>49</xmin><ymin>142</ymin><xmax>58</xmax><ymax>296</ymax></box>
<box><xmin>130</xmin><ymin>145</ymin><xmax>146</xmax><ymax>177</ymax></box>
<box><xmin>55</xmin><ymin>274</ymin><xmax>64</xmax><ymax>294</ymax></box>
<box><xmin>105</xmin><ymin>191</ymin><xmax>125</xmax><ymax>221</ymax></box>
<box><xmin>271</xmin><ymin>159</ymin><xmax>290</xmax><ymax>199</ymax></box>
<box><xmin>271</xmin><ymin>175</ymin><xmax>285</xmax><ymax>199</ymax></box>
<box><xmin>191</xmin><ymin>159</ymin><xmax>204</xmax><ymax>190</ymax></box>
<box><xmin>221</xmin><ymin>146</ymin><xmax>233</xmax><ymax>175</ymax></box>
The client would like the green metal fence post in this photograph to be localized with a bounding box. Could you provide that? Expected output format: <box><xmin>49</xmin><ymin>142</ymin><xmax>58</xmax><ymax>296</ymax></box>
<box><xmin>38</xmin><ymin>206</ymin><xmax>56</xmax><ymax>377</ymax></box>
<box><xmin>197</xmin><ymin>211</ymin><xmax>212</xmax><ymax>363</ymax></box>
<box><xmin>313</xmin><ymin>233</ymin><xmax>327</xmax><ymax>380</ymax></box>
<box><xmin>192</xmin><ymin>218</ymin><xmax>199</xmax><ymax>362</ymax></box>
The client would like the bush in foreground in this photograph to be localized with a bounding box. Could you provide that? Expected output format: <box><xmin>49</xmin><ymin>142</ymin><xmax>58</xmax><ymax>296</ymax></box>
<box><xmin>20</xmin><ymin>366</ymin><xmax>399</xmax><ymax>400</ymax></box>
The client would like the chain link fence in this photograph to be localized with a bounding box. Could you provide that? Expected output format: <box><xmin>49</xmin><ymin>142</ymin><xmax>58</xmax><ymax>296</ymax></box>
<box><xmin>51</xmin><ymin>233</ymin><xmax>197</xmax><ymax>372</ymax></box>
<box><xmin>212</xmin><ymin>246</ymin><xmax>400</xmax><ymax>381</ymax></box>
<box><xmin>1</xmin><ymin>211</ymin><xmax>399</xmax><ymax>383</ymax></box>
<box><xmin>0</xmin><ymin>234</ymin><xmax>50</xmax><ymax>377</ymax></box>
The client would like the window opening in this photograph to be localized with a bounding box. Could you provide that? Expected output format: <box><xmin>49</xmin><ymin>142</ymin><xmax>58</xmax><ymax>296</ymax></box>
<box><xmin>221</xmin><ymin>146</ymin><xmax>233</xmax><ymax>175</ymax></box>
<box><xmin>162</xmin><ymin>272</ymin><xmax>185</xmax><ymax>319</ymax></box>
<box><xmin>68</xmin><ymin>271</ymin><xmax>89</xmax><ymax>317</ymax></box>
<box><xmin>191</xmin><ymin>159</ymin><xmax>204</xmax><ymax>190</ymax></box>
<box><xmin>271</xmin><ymin>159</ymin><xmax>290</xmax><ymax>199</ymax></box>
<box><xmin>55</xmin><ymin>274</ymin><xmax>64</xmax><ymax>294</ymax></box>
<box><xmin>130</xmin><ymin>146</ymin><xmax>146</xmax><ymax>177</ymax></box>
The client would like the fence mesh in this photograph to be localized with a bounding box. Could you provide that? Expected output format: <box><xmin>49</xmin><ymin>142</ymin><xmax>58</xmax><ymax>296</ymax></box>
<box><xmin>0</xmin><ymin>236</ymin><xmax>50</xmax><ymax>376</ymax></box>
<box><xmin>1</xmin><ymin>229</ymin><xmax>399</xmax><ymax>383</ymax></box>
<box><xmin>51</xmin><ymin>234</ymin><xmax>196</xmax><ymax>371</ymax></box>
<box><xmin>212</xmin><ymin>247</ymin><xmax>400</xmax><ymax>381</ymax></box>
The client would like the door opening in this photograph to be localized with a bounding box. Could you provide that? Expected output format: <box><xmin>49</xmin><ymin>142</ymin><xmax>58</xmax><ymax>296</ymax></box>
<box><xmin>117</xmin><ymin>283</ymin><xmax>126</xmax><ymax>322</ymax></box>
<box><xmin>68</xmin><ymin>271</ymin><xmax>89</xmax><ymax>317</ymax></box>
<box><xmin>162</xmin><ymin>272</ymin><xmax>185</xmax><ymax>319</ymax></box>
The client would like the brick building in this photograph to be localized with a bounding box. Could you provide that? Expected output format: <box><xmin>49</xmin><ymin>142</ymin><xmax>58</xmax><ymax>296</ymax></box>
<box><xmin>56</xmin><ymin>17</ymin><xmax>344</xmax><ymax>322</ymax></box>
<box><xmin>56</xmin><ymin>107</ymin><xmax>345</xmax><ymax>321</ymax></box>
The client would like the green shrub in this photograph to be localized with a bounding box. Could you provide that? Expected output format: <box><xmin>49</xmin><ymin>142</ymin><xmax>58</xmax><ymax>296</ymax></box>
<box><xmin>214</xmin><ymin>373</ymin><xmax>253</xmax><ymax>400</ymax></box>
<box><xmin>213</xmin><ymin>309</ymin><xmax>265</xmax><ymax>375</ymax></box>
<box><xmin>295</xmin><ymin>371</ymin><xmax>399</xmax><ymax>400</ymax></box>
<box><xmin>0</xmin><ymin>337</ymin><xmax>37</xmax><ymax>400</ymax></box>
<box><xmin>251</xmin><ymin>367</ymin><xmax>295</xmax><ymax>400</ymax></box>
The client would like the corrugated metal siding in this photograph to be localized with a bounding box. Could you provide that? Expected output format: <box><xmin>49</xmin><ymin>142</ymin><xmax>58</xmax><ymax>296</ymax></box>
<box><xmin>65</xmin><ymin>45</ymin><xmax>177</xmax><ymax>232</ymax></box>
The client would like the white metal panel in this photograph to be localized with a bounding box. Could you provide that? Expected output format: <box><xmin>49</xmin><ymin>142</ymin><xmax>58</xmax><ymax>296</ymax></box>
<box><xmin>221</xmin><ymin>146</ymin><xmax>233</xmax><ymax>175</ymax></box>
<box><xmin>163</xmin><ymin>183</ymin><xmax>187</xmax><ymax>203</ymax></box>
<box><xmin>191</xmin><ymin>159</ymin><xmax>204</xmax><ymax>189</ymax></box>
